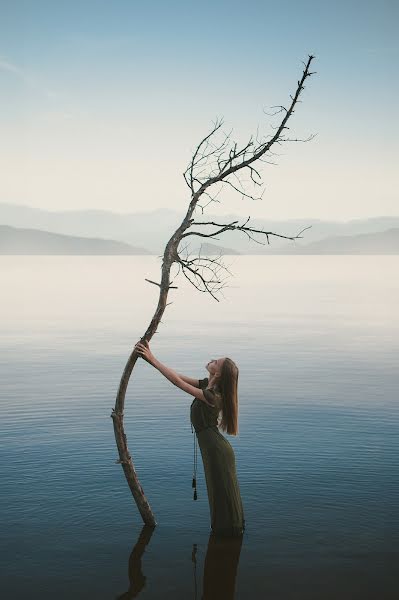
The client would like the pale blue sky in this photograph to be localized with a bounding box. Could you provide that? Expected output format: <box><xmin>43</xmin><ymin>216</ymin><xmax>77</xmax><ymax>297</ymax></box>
<box><xmin>0</xmin><ymin>0</ymin><xmax>397</xmax><ymax>220</ymax></box>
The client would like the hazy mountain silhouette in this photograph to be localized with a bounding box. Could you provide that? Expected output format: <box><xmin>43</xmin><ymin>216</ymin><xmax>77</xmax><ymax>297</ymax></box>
<box><xmin>189</xmin><ymin>242</ymin><xmax>241</xmax><ymax>255</ymax></box>
<box><xmin>0</xmin><ymin>225</ymin><xmax>150</xmax><ymax>255</ymax></box>
<box><xmin>2</xmin><ymin>223</ymin><xmax>399</xmax><ymax>255</ymax></box>
<box><xmin>261</xmin><ymin>228</ymin><xmax>399</xmax><ymax>254</ymax></box>
<box><xmin>1</xmin><ymin>202</ymin><xmax>399</xmax><ymax>254</ymax></box>
<box><xmin>0</xmin><ymin>203</ymin><xmax>178</xmax><ymax>254</ymax></box>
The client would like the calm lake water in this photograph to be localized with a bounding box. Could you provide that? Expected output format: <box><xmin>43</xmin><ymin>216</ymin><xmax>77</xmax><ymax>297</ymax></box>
<box><xmin>1</xmin><ymin>255</ymin><xmax>398</xmax><ymax>599</ymax></box>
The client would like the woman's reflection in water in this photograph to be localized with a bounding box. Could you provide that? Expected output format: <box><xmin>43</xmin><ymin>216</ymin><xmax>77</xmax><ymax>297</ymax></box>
<box><xmin>117</xmin><ymin>526</ymin><xmax>244</xmax><ymax>600</ymax></box>
<box><xmin>195</xmin><ymin>531</ymin><xmax>244</xmax><ymax>600</ymax></box>
<box><xmin>116</xmin><ymin>524</ymin><xmax>155</xmax><ymax>599</ymax></box>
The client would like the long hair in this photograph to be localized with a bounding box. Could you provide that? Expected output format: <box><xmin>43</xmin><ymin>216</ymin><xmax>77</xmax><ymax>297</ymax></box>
<box><xmin>217</xmin><ymin>357</ymin><xmax>239</xmax><ymax>436</ymax></box>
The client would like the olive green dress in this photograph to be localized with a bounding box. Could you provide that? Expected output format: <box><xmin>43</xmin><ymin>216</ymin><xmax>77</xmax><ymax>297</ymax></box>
<box><xmin>190</xmin><ymin>377</ymin><xmax>245</xmax><ymax>537</ymax></box>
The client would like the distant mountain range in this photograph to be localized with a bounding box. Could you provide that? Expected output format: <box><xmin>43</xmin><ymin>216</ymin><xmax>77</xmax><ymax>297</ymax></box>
<box><xmin>1</xmin><ymin>202</ymin><xmax>399</xmax><ymax>255</ymax></box>
<box><xmin>265</xmin><ymin>228</ymin><xmax>399</xmax><ymax>254</ymax></box>
<box><xmin>0</xmin><ymin>225</ymin><xmax>150</xmax><ymax>255</ymax></box>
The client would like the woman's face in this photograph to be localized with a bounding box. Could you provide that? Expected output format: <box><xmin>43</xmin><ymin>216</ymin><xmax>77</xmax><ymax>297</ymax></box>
<box><xmin>206</xmin><ymin>357</ymin><xmax>226</xmax><ymax>376</ymax></box>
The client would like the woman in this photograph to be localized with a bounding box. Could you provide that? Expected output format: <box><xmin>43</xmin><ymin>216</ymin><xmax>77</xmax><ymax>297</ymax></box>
<box><xmin>134</xmin><ymin>340</ymin><xmax>245</xmax><ymax>537</ymax></box>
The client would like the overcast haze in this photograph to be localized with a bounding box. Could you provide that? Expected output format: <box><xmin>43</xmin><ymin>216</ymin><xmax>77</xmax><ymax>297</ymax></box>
<box><xmin>0</xmin><ymin>0</ymin><xmax>397</xmax><ymax>221</ymax></box>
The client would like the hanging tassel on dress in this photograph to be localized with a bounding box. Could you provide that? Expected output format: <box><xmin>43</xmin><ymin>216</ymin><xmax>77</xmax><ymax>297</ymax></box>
<box><xmin>191</xmin><ymin>422</ymin><xmax>198</xmax><ymax>500</ymax></box>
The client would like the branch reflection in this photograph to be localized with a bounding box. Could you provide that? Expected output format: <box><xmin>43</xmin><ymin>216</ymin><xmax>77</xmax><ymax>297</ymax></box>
<box><xmin>116</xmin><ymin>524</ymin><xmax>155</xmax><ymax>599</ymax></box>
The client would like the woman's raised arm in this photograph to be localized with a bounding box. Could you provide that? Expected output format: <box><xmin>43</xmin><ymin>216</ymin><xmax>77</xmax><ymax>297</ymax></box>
<box><xmin>134</xmin><ymin>341</ymin><xmax>213</xmax><ymax>404</ymax></box>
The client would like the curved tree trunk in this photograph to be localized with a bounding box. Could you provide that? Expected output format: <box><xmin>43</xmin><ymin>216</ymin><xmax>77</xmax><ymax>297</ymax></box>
<box><xmin>110</xmin><ymin>55</ymin><xmax>316</xmax><ymax>525</ymax></box>
<box><xmin>111</xmin><ymin>217</ymin><xmax>193</xmax><ymax>525</ymax></box>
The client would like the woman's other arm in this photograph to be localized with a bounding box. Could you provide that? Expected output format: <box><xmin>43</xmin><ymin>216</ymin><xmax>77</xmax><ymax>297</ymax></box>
<box><xmin>176</xmin><ymin>374</ymin><xmax>200</xmax><ymax>387</ymax></box>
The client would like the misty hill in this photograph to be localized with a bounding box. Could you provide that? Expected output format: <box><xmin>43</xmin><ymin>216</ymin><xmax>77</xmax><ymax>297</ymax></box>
<box><xmin>2</xmin><ymin>202</ymin><xmax>399</xmax><ymax>254</ymax></box>
<box><xmin>0</xmin><ymin>225</ymin><xmax>151</xmax><ymax>255</ymax></box>
<box><xmin>0</xmin><ymin>202</ymin><xmax>178</xmax><ymax>254</ymax></box>
<box><xmin>262</xmin><ymin>228</ymin><xmax>399</xmax><ymax>255</ymax></box>
<box><xmin>190</xmin><ymin>242</ymin><xmax>240</xmax><ymax>255</ymax></box>
<box><xmin>2</xmin><ymin>223</ymin><xmax>398</xmax><ymax>256</ymax></box>
<box><xmin>0</xmin><ymin>224</ymin><xmax>239</xmax><ymax>256</ymax></box>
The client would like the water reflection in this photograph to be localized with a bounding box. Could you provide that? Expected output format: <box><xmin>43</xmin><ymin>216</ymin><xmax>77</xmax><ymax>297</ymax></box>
<box><xmin>116</xmin><ymin>525</ymin><xmax>155</xmax><ymax>599</ymax></box>
<box><xmin>198</xmin><ymin>532</ymin><xmax>244</xmax><ymax>600</ymax></box>
<box><xmin>117</xmin><ymin>525</ymin><xmax>244</xmax><ymax>599</ymax></box>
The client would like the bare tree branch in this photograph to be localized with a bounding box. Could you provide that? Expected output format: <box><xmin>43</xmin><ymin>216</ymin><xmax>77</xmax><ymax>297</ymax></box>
<box><xmin>182</xmin><ymin>54</ymin><xmax>316</xmax><ymax>204</ymax></box>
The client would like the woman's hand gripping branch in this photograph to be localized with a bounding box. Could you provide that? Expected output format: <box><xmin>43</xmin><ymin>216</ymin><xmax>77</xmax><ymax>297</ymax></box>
<box><xmin>135</xmin><ymin>340</ymin><xmax>155</xmax><ymax>365</ymax></box>
<box><xmin>134</xmin><ymin>340</ymin><xmax>186</xmax><ymax>390</ymax></box>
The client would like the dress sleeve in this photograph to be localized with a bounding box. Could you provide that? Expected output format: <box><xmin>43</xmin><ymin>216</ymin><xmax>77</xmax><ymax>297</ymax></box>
<box><xmin>202</xmin><ymin>388</ymin><xmax>216</xmax><ymax>407</ymax></box>
<box><xmin>198</xmin><ymin>377</ymin><xmax>216</xmax><ymax>407</ymax></box>
<box><xmin>198</xmin><ymin>377</ymin><xmax>209</xmax><ymax>389</ymax></box>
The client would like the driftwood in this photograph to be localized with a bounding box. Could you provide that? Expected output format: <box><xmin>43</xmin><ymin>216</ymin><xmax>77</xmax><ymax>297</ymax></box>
<box><xmin>111</xmin><ymin>55</ymin><xmax>317</xmax><ymax>525</ymax></box>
